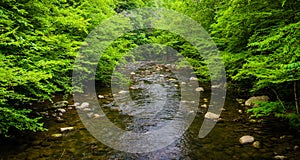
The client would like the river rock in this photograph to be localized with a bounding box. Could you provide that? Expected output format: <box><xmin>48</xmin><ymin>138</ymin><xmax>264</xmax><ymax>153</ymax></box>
<box><xmin>60</xmin><ymin>127</ymin><xmax>74</xmax><ymax>132</ymax></box>
<box><xmin>239</xmin><ymin>135</ymin><xmax>255</xmax><ymax>144</ymax></box>
<box><xmin>204</xmin><ymin>112</ymin><xmax>220</xmax><ymax>121</ymax></box>
<box><xmin>168</xmin><ymin>78</ymin><xmax>177</xmax><ymax>82</ymax></box>
<box><xmin>111</xmin><ymin>107</ymin><xmax>120</xmax><ymax>111</ymax></box>
<box><xmin>211</xmin><ymin>84</ymin><xmax>222</xmax><ymax>88</ymax></box>
<box><xmin>93</xmin><ymin>113</ymin><xmax>104</xmax><ymax>119</ymax></box>
<box><xmin>274</xmin><ymin>155</ymin><xmax>286</xmax><ymax>160</ymax></box>
<box><xmin>57</xmin><ymin>108</ymin><xmax>66</xmax><ymax>113</ymax></box>
<box><xmin>195</xmin><ymin>87</ymin><xmax>204</xmax><ymax>92</ymax></box>
<box><xmin>245</xmin><ymin>96</ymin><xmax>269</xmax><ymax>106</ymax></box>
<box><xmin>118</xmin><ymin>90</ymin><xmax>129</xmax><ymax>94</ymax></box>
<box><xmin>189</xmin><ymin>77</ymin><xmax>198</xmax><ymax>81</ymax></box>
<box><xmin>201</xmin><ymin>104</ymin><xmax>207</xmax><ymax>108</ymax></box>
<box><xmin>51</xmin><ymin>133</ymin><xmax>63</xmax><ymax>138</ymax></box>
<box><xmin>87</xmin><ymin>112</ymin><xmax>94</xmax><ymax>118</ymax></box>
<box><xmin>55</xmin><ymin>117</ymin><xmax>65</xmax><ymax>123</ymax></box>
<box><xmin>83</xmin><ymin>108</ymin><xmax>92</xmax><ymax>111</ymax></box>
<box><xmin>98</xmin><ymin>95</ymin><xmax>105</xmax><ymax>99</ymax></box>
<box><xmin>236</xmin><ymin>98</ymin><xmax>245</xmax><ymax>104</ymax></box>
<box><xmin>52</xmin><ymin>101</ymin><xmax>68</xmax><ymax>108</ymax></box>
<box><xmin>73</xmin><ymin>102</ymin><xmax>80</xmax><ymax>107</ymax></box>
<box><xmin>76</xmin><ymin>102</ymin><xmax>89</xmax><ymax>109</ymax></box>
<box><xmin>252</xmin><ymin>141</ymin><xmax>261</xmax><ymax>148</ymax></box>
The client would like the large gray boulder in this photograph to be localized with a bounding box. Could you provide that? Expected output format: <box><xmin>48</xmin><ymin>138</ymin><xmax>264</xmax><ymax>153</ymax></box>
<box><xmin>245</xmin><ymin>96</ymin><xmax>269</xmax><ymax>106</ymax></box>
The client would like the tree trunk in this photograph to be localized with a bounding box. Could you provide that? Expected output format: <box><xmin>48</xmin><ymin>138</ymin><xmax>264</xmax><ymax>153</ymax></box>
<box><xmin>294</xmin><ymin>80</ymin><xmax>299</xmax><ymax>114</ymax></box>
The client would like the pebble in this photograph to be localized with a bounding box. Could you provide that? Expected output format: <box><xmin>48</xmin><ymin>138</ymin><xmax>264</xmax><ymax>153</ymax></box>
<box><xmin>98</xmin><ymin>95</ymin><xmax>105</xmax><ymax>99</ymax></box>
<box><xmin>57</xmin><ymin>108</ymin><xmax>66</xmax><ymax>113</ymax></box>
<box><xmin>274</xmin><ymin>155</ymin><xmax>286</xmax><ymax>160</ymax></box>
<box><xmin>239</xmin><ymin>135</ymin><xmax>255</xmax><ymax>144</ymax></box>
<box><xmin>118</xmin><ymin>90</ymin><xmax>129</xmax><ymax>94</ymax></box>
<box><xmin>204</xmin><ymin>112</ymin><xmax>220</xmax><ymax>120</ymax></box>
<box><xmin>201</xmin><ymin>104</ymin><xmax>207</xmax><ymax>108</ymax></box>
<box><xmin>93</xmin><ymin>114</ymin><xmax>104</xmax><ymax>119</ymax></box>
<box><xmin>111</xmin><ymin>107</ymin><xmax>120</xmax><ymax>111</ymax></box>
<box><xmin>87</xmin><ymin>112</ymin><xmax>94</xmax><ymax>118</ymax></box>
<box><xmin>83</xmin><ymin>108</ymin><xmax>92</xmax><ymax>111</ymax></box>
<box><xmin>60</xmin><ymin>127</ymin><xmax>74</xmax><ymax>132</ymax></box>
<box><xmin>195</xmin><ymin>87</ymin><xmax>204</xmax><ymax>92</ymax></box>
<box><xmin>55</xmin><ymin>117</ymin><xmax>65</xmax><ymax>123</ymax></box>
<box><xmin>189</xmin><ymin>77</ymin><xmax>198</xmax><ymax>81</ymax></box>
<box><xmin>78</xmin><ymin>102</ymin><xmax>89</xmax><ymax>109</ymax></box>
<box><xmin>252</xmin><ymin>141</ymin><xmax>261</xmax><ymax>148</ymax></box>
<box><xmin>51</xmin><ymin>134</ymin><xmax>63</xmax><ymax>138</ymax></box>
<box><xmin>73</xmin><ymin>102</ymin><xmax>80</xmax><ymax>107</ymax></box>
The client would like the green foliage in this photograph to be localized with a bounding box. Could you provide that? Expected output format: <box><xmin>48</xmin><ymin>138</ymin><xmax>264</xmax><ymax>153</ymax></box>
<box><xmin>0</xmin><ymin>0</ymin><xmax>115</xmax><ymax>136</ymax></box>
<box><xmin>0</xmin><ymin>106</ymin><xmax>47</xmax><ymax>137</ymax></box>
<box><xmin>276</xmin><ymin>113</ymin><xmax>300</xmax><ymax>128</ymax></box>
<box><xmin>247</xmin><ymin>101</ymin><xmax>300</xmax><ymax>128</ymax></box>
<box><xmin>1</xmin><ymin>0</ymin><xmax>299</xmax><ymax>136</ymax></box>
<box><xmin>247</xmin><ymin>101</ymin><xmax>284</xmax><ymax>118</ymax></box>
<box><xmin>210</xmin><ymin>0</ymin><xmax>300</xmax><ymax>127</ymax></box>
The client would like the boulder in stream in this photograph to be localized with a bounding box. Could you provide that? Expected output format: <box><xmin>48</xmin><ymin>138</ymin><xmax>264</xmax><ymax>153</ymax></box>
<box><xmin>239</xmin><ymin>135</ymin><xmax>255</xmax><ymax>144</ymax></box>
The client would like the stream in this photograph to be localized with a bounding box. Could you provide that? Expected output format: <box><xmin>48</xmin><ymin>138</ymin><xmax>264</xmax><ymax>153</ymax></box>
<box><xmin>1</xmin><ymin>62</ymin><xmax>300</xmax><ymax>160</ymax></box>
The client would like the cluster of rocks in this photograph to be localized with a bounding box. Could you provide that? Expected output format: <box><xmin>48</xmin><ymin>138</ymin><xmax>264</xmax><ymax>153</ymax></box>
<box><xmin>239</xmin><ymin>135</ymin><xmax>290</xmax><ymax>159</ymax></box>
<box><xmin>74</xmin><ymin>102</ymin><xmax>105</xmax><ymax>119</ymax></box>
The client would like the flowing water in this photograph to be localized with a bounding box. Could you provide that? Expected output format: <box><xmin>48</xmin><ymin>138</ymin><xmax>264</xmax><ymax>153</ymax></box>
<box><xmin>1</xmin><ymin>62</ymin><xmax>300</xmax><ymax>160</ymax></box>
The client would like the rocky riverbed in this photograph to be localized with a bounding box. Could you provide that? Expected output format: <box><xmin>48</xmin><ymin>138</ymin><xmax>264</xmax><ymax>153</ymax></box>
<box><xmin>0</xmin><ymin>62</ymin><xmax>300</xmax><ymax>159</ymax></box>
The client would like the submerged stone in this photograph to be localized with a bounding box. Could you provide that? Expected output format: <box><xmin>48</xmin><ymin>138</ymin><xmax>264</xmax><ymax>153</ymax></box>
<box><xmin>239</xmin><ymin>135</ymin><xmax>255</xmax><ymax>144</ymax></box>
<box><xmin>51</xmin><ymin>133</ymin><xmax>63</xmax><ymax>138</ymax></box>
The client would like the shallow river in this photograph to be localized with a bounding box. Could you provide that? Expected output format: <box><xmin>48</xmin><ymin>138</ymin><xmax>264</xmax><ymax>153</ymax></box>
<box><xmin>1</xmin><ymin>62</ymin><xmax>300</xmax><ymax>160</ymax></box>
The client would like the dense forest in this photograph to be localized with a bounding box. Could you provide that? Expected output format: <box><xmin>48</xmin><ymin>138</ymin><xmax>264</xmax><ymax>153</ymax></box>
<box><xmin>0</xmin><ymin>0</ymin><xmax>299</xmax><ymax>138</ymax></box>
